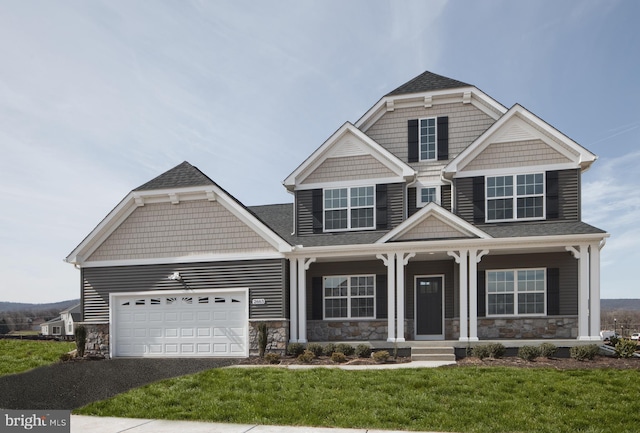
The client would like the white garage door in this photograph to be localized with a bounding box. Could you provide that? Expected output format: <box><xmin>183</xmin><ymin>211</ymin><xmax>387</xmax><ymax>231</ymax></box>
<box><xmin>111</xmin><ymin>289</ymin><xmax>248</xmax><ymax>358</ymax></box>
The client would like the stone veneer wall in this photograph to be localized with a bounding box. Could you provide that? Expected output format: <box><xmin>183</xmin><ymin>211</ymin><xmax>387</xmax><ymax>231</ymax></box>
<box><xmin>477</xmin><ymin>317</ymin><xmax>579</xmax><ymax>339</ymax></box>
<box><xmin>307</xmin><ymin>320</ymin><xmax>388</xmax><ymax>341</ymax></box>
<box><xmin>80</xmin><ymin>323</ymin><xmax>110</xmax><ymax>358</ymax></box>
<box><xmin>249</xmin><ymin>320</ymin><xmax>288</xmax><ymax>355</ymax></box>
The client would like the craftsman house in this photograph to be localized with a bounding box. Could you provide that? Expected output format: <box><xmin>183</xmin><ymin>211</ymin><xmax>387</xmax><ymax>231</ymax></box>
<box><xmin>66</xmin><ymin>71</ymin><xmax>607</xmax><ymax>358</ymax></box>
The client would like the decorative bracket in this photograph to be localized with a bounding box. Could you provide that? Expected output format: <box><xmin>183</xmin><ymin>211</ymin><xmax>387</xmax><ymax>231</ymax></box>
<box><xmin>304</xmin><ymin>257</ymin><xmax>316</xmax><ymax>270</ymax></box>
<box><xmin>169</xmin><ymin>193</ymin><xmax>179</xmax><ymax>205</ymax></box>
<box><xmin>424</xmin><ymin>95</ymin><xmax>432</xmax><ymax>108</ymax></box>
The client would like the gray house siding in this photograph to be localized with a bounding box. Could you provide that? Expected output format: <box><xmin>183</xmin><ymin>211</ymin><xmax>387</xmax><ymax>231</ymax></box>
<box><xmin>82</xmin><ymin>259</ymin><xmax>287</xmax><ymax>322</ymax></box>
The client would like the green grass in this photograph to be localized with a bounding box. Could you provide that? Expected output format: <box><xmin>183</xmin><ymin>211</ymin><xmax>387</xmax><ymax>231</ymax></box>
<box><xmin>76</xmin><ymin>367</ymin><xmax>640</xmax><ymax>433</ymax></box>
<box><xmin>0</xmin><ymin>339</ymin><xmax>76</xmax><ymax>376</ymax></box>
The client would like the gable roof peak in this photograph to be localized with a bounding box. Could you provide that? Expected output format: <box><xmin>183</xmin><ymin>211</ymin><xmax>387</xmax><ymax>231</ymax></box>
<box><xmin>134</xmin><ymin>161</ymin><xmax>215</xmax><ymax>191</ymax></box>
<box><xmin>386</xmin><ymin>70</ymin><xmax>471</xmax><ymax>96</ymax></box>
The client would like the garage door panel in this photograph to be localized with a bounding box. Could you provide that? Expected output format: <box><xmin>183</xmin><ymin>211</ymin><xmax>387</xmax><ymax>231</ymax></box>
<box><xmin>113</xmin><ymin>290</ymin><xmax>247</xmax><ymax>357</ymax></box>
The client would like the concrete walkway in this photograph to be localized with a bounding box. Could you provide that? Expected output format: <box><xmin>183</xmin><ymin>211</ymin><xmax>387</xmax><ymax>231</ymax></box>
<box><xmin>71</xmin><ymin>415</ymin><xmax>450</xmax><ymax>433</ymax></box>
<box><xmin>230</xmin><ymin>360</ymin><xmax>456</xmax><ymax>370</ymax></box>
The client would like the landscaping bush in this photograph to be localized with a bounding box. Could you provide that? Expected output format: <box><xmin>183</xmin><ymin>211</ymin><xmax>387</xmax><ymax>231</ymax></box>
<box><xmin>487</xmin><ymin>343</ymin><xmax>506</xmax><ymax>359</ymax></box>
<box><xmin>335</xmin><ymin>343</ymin><xmax>355</xmax><ymax>356</ymax></box>
<box><xmin>286</xmin><ymin>342</ymin><xmax>305</xmax><ymax>357</ymax></box>
<box><xmin>323</xmin><ymin>343</ymin><xmax>336</xmax><ymax>356</ymax></box>
<box><xmin>518</xmin><ymin>345</ymin><xmax>540</xmax><ymax>361</ymax></box>
<box><xmin>539</xmin><ymin>342</ymin><xmax>557</xmax><ymax>358</ymax></box>
<box><xmin>74</xmin><ymin>325</ymin><xmax>86</xmax><ymax>358</ymax></box>
<box><xmin>471</xmin><ymin>345</ymin><xmax>490</xmax><ymax>360</ymax></box>
<box><xmin>570</xmin><ymin>344</ymin><xmax>599</xmax><ymax>361</ymax></box>
<box><xmin>264</xmin><ymin>353</ymin><xmax>281</xmax><ymax>364</ymax></box>
<box><xmin>615</xmin><ymin>339</ymin><xmax>638</xmax><ymax>359</ymax></box>
<box><xmin>609</xmin><ymin>335</ymin><xmax>620</xmax><ymax>347</ymax></box>
<box><xmin>355</xmin><ymin>344</ymin><xmax>372</xmax><ymax>358</ymax></box>
<box><xmin>330</xmin><ymin>352</ymin><xmax>347</xmax><ymax>363</ymax></box>
<box><xmin>306</xmin><ymin>343</ymin><xmax>324</xmax><ymax>357</ymax></box>
<box><xmin>372</xmin><ymin>350</ymin><xmax>390</xmax><ymax>363</ymax></box>
<box><xmin>297</xmin><ymin>350</ymin><xmax>315</xmax><ymax>364</ymax></box>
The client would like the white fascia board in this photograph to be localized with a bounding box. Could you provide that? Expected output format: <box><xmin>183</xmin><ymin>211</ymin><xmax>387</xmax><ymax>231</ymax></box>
<box><xmin>295</xmin><ymin>176</ymin><xmax>406</xmax><ymax>191</ymax></box>
<box><xmin>376</xmin><ymin>203</ymin><xmax>491</xmax><ymax>243</ymax></box>
<box><xmin>282</xmin><ymin>122</ymin><xmax>415</xmax><ymax>189</ymax></box>
<box><xmin>454</xmin><ymin>162</ymin><xmax>580</xmax><ymax>179</ymax></box>
<box><xmin>81</xmin><ymin>252</ymin><xmax>285</xmax><ymax>268</ymax></box>
<box><xmin>355</xmin><ymin>87</ymin><xmax>507</xmax><ymax>132</ymax></box>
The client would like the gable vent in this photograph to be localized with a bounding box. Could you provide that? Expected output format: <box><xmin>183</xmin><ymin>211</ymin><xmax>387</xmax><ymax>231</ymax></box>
<box><xmin>494</xmin><ymin>123</ymin><xmax>534</xmax><ymax>143</ymax></box>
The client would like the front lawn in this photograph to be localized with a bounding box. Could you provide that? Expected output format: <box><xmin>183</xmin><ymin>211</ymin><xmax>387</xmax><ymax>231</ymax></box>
<box><xmin>0</xmin><ymin>339</ymin><xmax>76</xmax><ymax>376</ymax></box>
<box><xmin>76</xmin><ymin>366</ymin><xmax>640</xmax><ymax>433</ymax></box>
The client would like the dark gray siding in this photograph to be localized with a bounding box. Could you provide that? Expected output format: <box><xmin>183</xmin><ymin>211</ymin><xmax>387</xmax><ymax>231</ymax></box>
<box><xmin>296</xmin><ymin>183</ymin><xmax>405</xmax><ymax>236</ymax></box>
<box><xmin>478</xmin><ymin>252</ymin><xmax>578</xmax><ymax>315</ymax></box>
<box><xmin>82</xmin><ymin>259</ymin><xmax>287</xmax><ymax>322</ymax></box>
<box><xmin>455</xmin><ymin>169</ymin><xmax>581</xmax><ymax>224</ymax></box>
<box><xmin>405</xmin><ymin>260</ymin><xmax>455</xmax><ymax>319</ymax></box>
<box><xmin>441</xmin><ymin>184</ymin><xmax>452</xmax><ymax>212</ymax></box>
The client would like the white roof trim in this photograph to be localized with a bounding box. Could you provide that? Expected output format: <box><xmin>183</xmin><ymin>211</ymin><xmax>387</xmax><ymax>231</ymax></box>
<box><xmin>444</xmin><ymin>104</ymin><xmax>597</xmax><ymax>178</ymax></box>
<box><xmin>282</xmin><ymin>122</ymin><xmax>415</xmax><ymax>190</ymax></box>
<box><xmin>66</xmin><ymin>184</ymin><xmax>292</xmax><ymax>265</ymax></box>
<box><xmin>355</xmin><ymin>86</ymin><xmax>507</xmax><ymax>132</ymax></box>
<box><xmin>376</xmin><ymin>203</ymin><xmax>491</xmax><ymax>243</ymax></box>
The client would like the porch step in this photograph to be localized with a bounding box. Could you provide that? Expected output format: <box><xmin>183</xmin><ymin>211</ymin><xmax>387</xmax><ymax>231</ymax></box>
<box><xmin>411</xmin><ymin>346</ymin><xmax>456</xmax><ymax>362</ymax></box>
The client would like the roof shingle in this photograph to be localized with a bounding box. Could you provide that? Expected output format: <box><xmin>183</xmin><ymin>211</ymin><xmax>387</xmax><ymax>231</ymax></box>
<box><xmin>386</xmin><ymin>70</ymin><xmax>470</xmax><ymax>96</ymax></box>
<box><xmin>134</xmin><ymin>161</ymin><xmax>214</xmax><ymax>191</ymax></box>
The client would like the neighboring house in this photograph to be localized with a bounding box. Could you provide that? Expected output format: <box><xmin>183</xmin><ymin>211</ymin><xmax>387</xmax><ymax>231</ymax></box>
<box><xmin>66</xmin><ymin>71</ymin><xmax>608</xmax><ymax>358</ymax></box>
<box><xmin>40</xmin><ymin>304</ymin><xmax>81</xmax><ymax>337</ymax></box>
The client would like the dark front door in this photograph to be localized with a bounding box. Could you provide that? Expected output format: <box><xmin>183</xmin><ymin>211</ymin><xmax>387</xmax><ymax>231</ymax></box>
<box><xmin>415</xmin><ymin>276</ymin><xmax>444</xmax><ymax>338</ymax></box>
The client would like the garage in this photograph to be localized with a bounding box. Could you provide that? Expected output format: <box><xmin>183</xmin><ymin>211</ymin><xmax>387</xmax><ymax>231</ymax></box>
<box><xmin>110</xmin><ymin>288</ymin><xmax>248</xmax><ymax>358</ymax></box>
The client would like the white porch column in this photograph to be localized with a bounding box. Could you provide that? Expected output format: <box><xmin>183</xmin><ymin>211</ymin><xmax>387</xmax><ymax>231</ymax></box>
<box><xmin>468</xmin><ymin>249</ymin><xmax>488</xmax><ymax>342</ymax></box>
<box><xmin>589</xmin><ymin>242</ymin><xmax>602</xmax><ymax>340</ymax></box>
<box><xmin>296</xmin><ymin>257</ymin><xmax>315</xmax><ymax>343</ymax></box>
<box><xmin>289</xmin><ymin>259</ymin><xmax>298</xmax><ymax>342</ymax></box>
<box><xmin>567</xmin><ymin>245</ymin><xmax>590</xmax><ymax>340</ymax></box>
<box><xmin>377</xmin><ymin>254</ymin><xmax>396</xmax><ymax>342</ymax></box>
<box><xmin>448</xmin><ymin>249</ymin><xmax>468</xmax><ymax>342</ymax></box>
<box><xmin>396</xmin><ymin>252</ymin><xmax>415</xmax><ymax>343</ymax></box>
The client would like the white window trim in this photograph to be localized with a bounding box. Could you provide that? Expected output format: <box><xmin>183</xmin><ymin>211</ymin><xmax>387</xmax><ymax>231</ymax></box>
<box><xmin>323</xmin><ymin>275</ymin><xmax>376</xmax><ymax>320</ymax></box>
<box><xmin>486</xmin><ymin>268</ymin><xmax>547</xmax><ymax>317</ymax></box>
<box><xmin>323</xmin><ymin>186</ymin><xmax>376</xmax><ymax>232</ymax></box>
<box><xmin>485</xmin><ymin>173</ymin><xmax>546</xmax><ymax>223</ymax></box>
<box><xmin>416</xmin><ymin>184</ymin><xmax>442</xmax><ymax>207</ymax></box>
<box><xmin>419</xmin><ymin>117</ymin><xmax>437</xmax><ymax>162</ymax></box>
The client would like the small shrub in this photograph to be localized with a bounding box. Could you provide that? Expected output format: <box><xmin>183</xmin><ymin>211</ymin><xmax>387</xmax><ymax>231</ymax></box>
<box><xmin>74</xmin><ymin>325</ymin><xmax>86</xmax><ymax>358</ymax></box>
<box><xmin>335</xmin><ymin>343</ymin><xmax>355</xmax><ymax>356</ymax></box>
<box><xmin>487</xmin><ymin>343</ymin><xmax>506</xmax><ymax>359</ymax></box>
<box><xmin>570</xmin><ymin>344</ymin><xmax>599</xmax><ymax>361</ymax></box>
<box><xmin>257</xmin><ymin>322</ymin><xmax>268</xmax><ymax>358</ymax></box>
<box><xmin>471</xmin><ymin>345</ymin><xmax>490</xmax><ymax>360</ymax></box>
<box><xmin>518</xmin><ymin>345</ymin><xmax>540</xmax><ymax>361</ymax></box>
<box><xmin>323</xmin><ymin>343</ymin><xmax>336</xmax><ymax>356</ymax></box>
<box><xmin>615</xmin><ymin>339</ymin><xmax>638</xmax><ymax>359</ymax></box>
<box><xmin>286</xmin><ymin>342</ymin><xmax>305</xmax><ymax>357</ymax></box>
<box><xmin>306</xmin><ymin>343</ymin><xmax>324</xmax><ymax>357</ymax></box>
<box><xmin>355</xmin><ymin>344</ymin><xmax>372</xmax><ymax>358</ymax></box>
<box><xmin>609</xmin><ymin>335</ymin><xmax>620</xmax><ymax>347</ymax></box>
<box><xmin>297</xmin><ymin>350</ymin><xmax>315</xmax><ymax>364</ymax></box>
<box><xmin>331</xmin><ymin>352</ymin><xmax>347</xmax><ymax>363</ymax></box>
<box><xmin>539</xmin><ymin>342</ymin><xmax>557</xmax><ymax>358</ymax></box>
<box><xmin>372</xmin><ymin>350</ymin><xmax>390</xmax><ymax>363</ymax></box>
<box><xmin>264</xmin><ymin>353</ymin><xmax>281</xmax><ymax>364</ymax></box>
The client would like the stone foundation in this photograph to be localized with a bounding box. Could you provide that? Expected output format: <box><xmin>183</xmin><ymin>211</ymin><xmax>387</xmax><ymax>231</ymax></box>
<box><xmin>308</xmin><ymin>320</ymin><xmax>388</xmax><ymax>341</ymax></box>
<box><xmin>249</xmin><ymin>320</ymin><xmax>288</xmax><ymax>355</ymax></box>
<box><xmin>477</xmin><ymin>317</ymin><xmax>579</xmax><ymax>339</ymax></box>
<box><xmin>79</xmin><ymin>322</ymin><xmax>110</xmax><ymax>358</ymax></box>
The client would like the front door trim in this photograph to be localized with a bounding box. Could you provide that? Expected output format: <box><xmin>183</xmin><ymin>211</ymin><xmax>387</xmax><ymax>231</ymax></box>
<box><xmin>414</xmin><ymin>274</ymin><xmax>445</xmax><ymax>341</ymax></box>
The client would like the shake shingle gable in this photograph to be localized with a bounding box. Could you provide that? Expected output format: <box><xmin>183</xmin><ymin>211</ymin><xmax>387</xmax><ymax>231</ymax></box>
<box><xmin>386</xmin><ymin>70</ymin><xmax>471</xmax><ymax>96</ymax></box>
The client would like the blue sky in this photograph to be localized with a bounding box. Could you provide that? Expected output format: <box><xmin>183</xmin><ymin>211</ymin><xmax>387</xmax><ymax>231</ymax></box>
<box><xmin>0</xmin><ymin>0</ymin><xmax>638</xmax><ymax>303</ymax></box>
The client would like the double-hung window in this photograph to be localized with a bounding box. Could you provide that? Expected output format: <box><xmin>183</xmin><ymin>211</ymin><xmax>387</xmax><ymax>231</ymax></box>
<box><xmin>487</xmin><ymin>269</ymin><xmax>546</xmax><ymax>316</ymax></box>
<box><xmin>324</xmin><ymin>186</ymin><xmax>374</xmax><ymax>231</ymax></box>
<box><xmin>324</xmin><ymin>275</ymin><xmax>375</xmax><ymax>319</ymax></box>
<box><xmin>419</xmin><ymin>118</ymin><xmax>437</xmax><ymax>161</ymax></box>
<box><xmin>486</xmin><ymin>173</ymin><xmax>544</xmax><ymax>222</ymax></box>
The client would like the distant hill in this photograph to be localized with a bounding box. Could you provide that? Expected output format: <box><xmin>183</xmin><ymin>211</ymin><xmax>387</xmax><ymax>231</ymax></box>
<box><xmin>0</xmin><ymin>299</ymin><xmax>79</xmax><ymax>313</ymax></box>
<box><xmin>601</xmin><ymin>299</ymin><xmax>640</xmax><ymax>312</ymax></box>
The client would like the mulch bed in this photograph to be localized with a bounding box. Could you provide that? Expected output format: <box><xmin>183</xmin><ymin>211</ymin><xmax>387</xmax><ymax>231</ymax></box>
<box><xmin>454</xmin><ymin>355</ymin><xmax>640</xmax><ymax>370</ymax></box>
<box><xmin>238</xmin><ymin>355</ymin><xmax>412</xmax><ymax>366</ymax></box>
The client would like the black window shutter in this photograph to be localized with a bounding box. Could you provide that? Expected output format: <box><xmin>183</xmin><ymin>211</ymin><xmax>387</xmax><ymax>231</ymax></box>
<box><xmin>376</xmin><ymin>274</ymin><xmax>387</xmax><ymax>319</ymax></box>
<box><xmin>407</xmin><ymin>187</ymin><xmax>418</xmax><ymax>217</ymax></box>
<box><xmin>547</xmin><ymin>268</ymin><xmax>560</xmax><ymax>316</ymax></box>
<box><xmin>437</xmin><ymin>116</ymin><xmax>449</xmax><ymax>161</ymax></box>
<box><xmin>376</xmin><ymin>184</ymin><xmax>388</xmax><ymax>230</ymax></box>
<box><xmin>472</xmin><ymin>177</ymin><xmax>485</xmax><ymax>224</ymax></box>
<box><xmin>546</xmin><ymin>171</ymin><xmax>559</xmax><ymax>220</ymax></box>
<box><xmin>311</xmin><ymin>276</ymin><xmax>323</xmax><ymax>320</ymax></box>
<box><xmin>408</xmin><ymin>119</ymin><xmax>419</xmax><ymax>163</ymax></box>
<box><xmin>477</xmin><ymin>270</ymin><xmax>486</xmax><ymax>317</ymax></box>
<box><xmin>312</xmin><ymin>189</ymin><xmax>323</xmax><ymax>233</ymax></box>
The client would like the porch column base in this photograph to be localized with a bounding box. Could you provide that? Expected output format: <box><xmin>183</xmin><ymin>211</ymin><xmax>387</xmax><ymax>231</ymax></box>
<box><xmin>387</xmin><ymin>338</ymin><xmax>396</xmax><ymax>343</ymax></box>
<box><xmin>577</xmin><ymin>336</ymin><xmax>594</xmax><ymax>341</ymax></box>
<box><xmin>297</xmin><ymin>339</ymin><xmax>308</xmax><ymax>344</ymax></box>
<box><xmin>395</xmin><ymin>338</ymin><xmax>406</xmax><ymax>343</ymax></box>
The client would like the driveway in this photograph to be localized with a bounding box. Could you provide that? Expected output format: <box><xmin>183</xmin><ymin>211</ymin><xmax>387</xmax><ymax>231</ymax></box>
<box><xmin>0</xmin><ymin>358</ymin><xmax>240</xmax><ymax>410</ymax></box>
